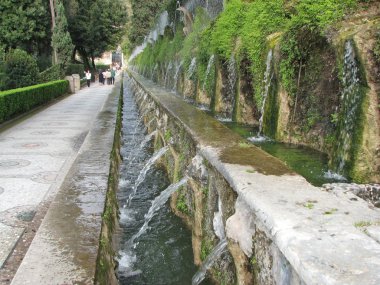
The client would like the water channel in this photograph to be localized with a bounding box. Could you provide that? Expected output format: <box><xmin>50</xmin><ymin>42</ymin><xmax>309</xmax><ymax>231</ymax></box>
<box><xmin>222</xmin><ymin>122</ymin><xmax>347</xmax><ymax>186</ymax></box>
<box><xmin>117</xmin><ymin>76</ymin><xmax>198</xmax><ymax>284</ymax></box>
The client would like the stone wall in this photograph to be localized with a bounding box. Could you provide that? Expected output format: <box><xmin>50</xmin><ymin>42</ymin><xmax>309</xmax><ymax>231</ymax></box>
<box><xmin>127</xmin><ymin>72</ymin><xmax>380</xmax><ymax>285</ymax></box>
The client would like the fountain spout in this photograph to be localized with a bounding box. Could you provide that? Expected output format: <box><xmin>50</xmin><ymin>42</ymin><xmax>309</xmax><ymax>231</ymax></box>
<box><xmin>177</xmin><ymin>6</ymin><xmax>193</xmax><ymax>35</ymax></box>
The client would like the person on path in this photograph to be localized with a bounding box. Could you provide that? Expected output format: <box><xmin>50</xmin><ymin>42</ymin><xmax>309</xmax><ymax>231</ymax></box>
<box><xmin>103</xmin><ymin>70</ymin><xmax>109</xmax><ymax>85</ymax></box>
<box><xmin>105</xmin><ymin>69</ymin><xmax>111</xmax><ymax>85</ymax></box>
<box><xmin>111</xmin><ymin>68</ymin><xmax>116</xmax><ymax>85</ymax></box>
<box><xmin>85</xmin><ymin>70</ymin><xmax>91</xmax><ymax>87</ymax></box>
<box><xmin>99</xmin><ymin>69</ymin><xmax>104</xmax><ymax>85</ymax></box>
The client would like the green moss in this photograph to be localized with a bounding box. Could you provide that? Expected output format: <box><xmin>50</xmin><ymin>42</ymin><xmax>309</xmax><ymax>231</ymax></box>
<box><xmin>304</xmin><ymin>203</ymin><xmax>314</xmax><ymax>209</ymax></box>
<box><xmin>201</xmin><ymin>187</ymin><xmax>209</xmax><ymax>197</ymax></box>
<box><xmin>262</xmin><ymin>71</ymin><xmax>279</xmax><ymax>138</ymax></box>
<box><xmin>354</xmin><ymin>221</ymin><xmax>372</xmax><ymax>227</ymax></box>
<box><xmin>375</xmin><ymin>31</ymin><xmax>380</xmax><ymax>62</ymax></box>
<box><xmin>164</xmin><ymin>129</ymin><xmax>172</xmax><ymax>141</ymax></box>
<box><xmin>200</xmin><ymin>239</ymin><xmax>214</xmax><ymax>261</ymax></box>
<box><xmin>238</xmin><ymin>141</ymin><xmax>251</xmax><ymax>148</ymax></box>
<box><xmin>324</xmin><ymin>208</ymin><xmax>338</xmax><ymax>215</ymax></box>
<box><xmin>180</xmin><ymin>7</ymin><xmax>211</xmax><ymax>71</ymax></box>
<box><xmin>176</xmin><ymin>189</ymin><xmax>189</xmax><ymax>214</ymax></box>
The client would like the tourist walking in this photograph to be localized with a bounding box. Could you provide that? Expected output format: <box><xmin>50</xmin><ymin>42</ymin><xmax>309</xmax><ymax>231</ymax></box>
<box><xmin>85</xmin><ymin>70</ymin><xmax>91</xmax><ymax>87</ymax></box>
<box><xmin>103</xmin><ymin>70</ymin><xmax>108</xmax><ymax>85</ymax></box>
<box><xmin>105</xmin><ymin>69</ymin><xmax>111</xmax><ymax>85</ymax></box>
<box><xmin>99</xmin><ymin>69</ymin><xmax>104</xmax><ymax>85</ymax></box>
<box><xmin>111</xmin><ymin>68</ymin><xmax>116</xmax><ymax>85</ymax></box>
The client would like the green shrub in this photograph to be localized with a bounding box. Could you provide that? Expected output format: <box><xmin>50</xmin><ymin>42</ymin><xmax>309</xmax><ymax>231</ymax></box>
<box><xmin>180</xmin><ymin>7</ymin><xmax>211</xmax><ymax>69</ymax></box>
<box><xmin>65</xmin><ymin>63</ymin><xmax>85</xmax><ymax>76</ymax></box>
<box><xmin>39</xmin><ymin>64</ymin><xmax>65</xmax><ymax>83</ymax></box>
<box><xmin>3</xmin><ymin>49</ymin><xmax>39</xmax><ymax>90</ymax></box>
<box><xmin>280</xmin><ymin>0</ymin><xmax>357</xmax><ymax>97</ymax></box>
<box><xmin>96</xmin><ymin>64</ymin><xmax>110</xmax><ymax>71</ymax></box>
<box><xmin>374</xmin><ymin>30</ymin><xmax>380</xmax><ymax>62</ymax></box>
<box><xmin>0</xmin><ymin>58</ymin><xmax>5</xmax><ymax>91</ymax></box>
<box><xmin>0</xmin><ymin>80</ymin><xmax>69</xmax><ymax>123</ymax></box>
<box><xmin>210</xmin><ymin>0</ymin><xmax>245</xmax><ymax>59</ymax></box>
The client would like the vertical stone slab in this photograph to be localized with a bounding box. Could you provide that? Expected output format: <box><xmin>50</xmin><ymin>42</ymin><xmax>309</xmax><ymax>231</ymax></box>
<box><xmin>72</xmin><ymin>74</ymin><xmax>81</xmax><ymax>93</ymax></box>
<box><xmin>65</xmin><ymin>76</ymin><xmax>75</xmax><ymax>94</ymax></box>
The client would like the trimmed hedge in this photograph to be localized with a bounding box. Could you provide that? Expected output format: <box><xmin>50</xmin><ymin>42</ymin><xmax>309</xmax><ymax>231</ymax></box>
<box><xmin>95</xmin><ymin>64</ymin><xmax>110</xmax><ymax>71</ymax></box>
<box><xmin>0</xmin><ymin>80</ymin><xmax>69</xmax><ymax>124</ymax></box>
<box><xmin>65</xmin><ymin>63</ymin><xmax>84</xmax><ymax>76</ymax></box>
<box><xmin>38</xmin><ymin>64</ymin><xmax>65</xmax><ymax>83</ymax></box>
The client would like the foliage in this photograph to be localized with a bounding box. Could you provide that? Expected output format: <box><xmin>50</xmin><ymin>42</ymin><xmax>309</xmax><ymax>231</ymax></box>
<box><xmin>65</xmin><ymin>0</ymin><xmax>127</xmax><ymax>68</ymax></box>
<box><xmin>135</xmin><ymin>25</ymin><xmax>185</xmax><ymax>75</ymax></box>
<box><xmin>176</xmin><ymin>192</ymin><xmax>188</xmax><ymax>214</ymax></box>
<box><xmin>289</xmin><ymin>0</ymin><xmax>356</xmax><ymax>32</ymax></box>
<box><xmin>52</xmin><ymin>1</ymin><xmax>74</xmax><ymax>66</ymax></box>
<box><xmin>280</xmin><ymin>0</ymin><xmax>357</xmax><ymax>97</ymax></box>
<box><xmin>0</xmin><ymin>0</ymin><xmax>51</xmax><ymax>53</ymax></box>
<box><xmin>38</xmin><ymin>64</ymin><xmax>65</xmax><ymax>83</ymax></box>
<box><xmin>374</xmin><ymin>30</ymin><xmax>380</xmax><ymax>62</ymax></box>
<box><xmin>95</xmin><ymin>64</ymin><xmax>111</xmax><ymax>71</ymax></box>
<box><xmin>180</xmin><ymin>8</ymin><xmax>211</xmax><ymax>69</ymax></box>
<box><xmin>128</xmin><ymin>0</ymin><xmax>169</xmax><ymax>47</ymax></box>
<box><xmin>241</xmin><ymin>0</ymin><xmax>286</xmax><ymax>104</ymax></box>
<box><xmin>2</xmin><ymin>49</ymin><xmax>39</xmax><ymax>91</ymax></box>
<box><xmin>200</xmin><ymin>239</ymin><xmax>213</xmax><ymax>261</ymax></box>
<box><xmin>65</xmin><ymin>63</ymin><xmax>84</xmax><ymax>76</ymax></box>
<box><xmin>0</xmin><ymin>80</ymin><xmax>68</xmax><ymax>123</ymax></box>
<box><xmin>209</xmin><ymin>0</ymin><xmax>244</xmax><ymax>59</ymax></box>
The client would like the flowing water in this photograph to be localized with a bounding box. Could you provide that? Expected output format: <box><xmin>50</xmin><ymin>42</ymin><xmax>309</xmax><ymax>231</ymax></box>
<box><xmin>334</xmin><ymin>40</ymin><xmax>362</xmax><ymax>176</ymax></box>
<box><xmin>118</xmin><ymin>76</ymin><xmax>197</xmax><ymax>284</ymax></box>
<box><xmin>226</xmin><ymin>54</ymin><xmax>237</xmax><ymax>119</ymax></box>
<box><xmin>256</xmin><ymin>49</ymin><xmax>273</xmax><ymax>139</ymax></box>
<box><xmin>173</xmin><ymin>60</ymin><xmax>184</xmax><ymax>91</ymax></box>
<box><xmin>184</xmin><ymin>0</ymin><xmax>224</xmax><ymax>19</ymax></box>
<box><xmin>187</xmin><ymin>57</ymin><xmax>197</xmax><ymax>80</ymax></box>
<box><xmin>202</xmin><ymin>55</ymin><xmax>215</xmax><ymax>92</ymax></box>
<box><xmin>191</xmin><ymin>240</ymin><xmax>228</xmax><ymax>285</ymax></box>
<box><xmin>164</xmin><ymin>61</ymin><xmax>173</xmax><ymax>88</ymax></box>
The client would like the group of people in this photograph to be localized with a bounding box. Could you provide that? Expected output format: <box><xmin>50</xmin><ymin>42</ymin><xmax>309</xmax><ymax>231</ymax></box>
<box><xmin>84</xmin><ymin>65</ymin><xmax>119</xmax><ymax>87</ymax></box>
<box><xmin>99</xmin><ymin>67</ymin><xmax>116</xmax><ymax>85</ymax></box>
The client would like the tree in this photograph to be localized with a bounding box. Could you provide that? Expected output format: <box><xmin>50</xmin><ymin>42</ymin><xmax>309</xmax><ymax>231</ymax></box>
<box><xmin>0</xmin><ymin>0</ymin><xmax>50</xmax><ymax>53</ymax></box>
<box><xmin>52</xmin><ymin>1</ymin><xmax>74</xmax><ymax>66</ymax></box>
<box><xmin>64</xmin><ymin>0</ymin><xmax>127</xmax><ymax>69</ymax></box>
<box><xmin>2</xmin><ymin>49</ymin><xmax>39</xmax><ymax>90</ymax></box>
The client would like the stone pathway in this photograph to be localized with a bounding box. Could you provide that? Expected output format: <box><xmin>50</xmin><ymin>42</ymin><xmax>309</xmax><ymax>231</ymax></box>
<box><xmin>0</xmin><ymin>82</ymin><xmax>117</xmax><ymax>284</ymax></box>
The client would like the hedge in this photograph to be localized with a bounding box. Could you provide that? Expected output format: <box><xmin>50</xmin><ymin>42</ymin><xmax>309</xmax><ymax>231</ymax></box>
<box><xmin>95</xmin><ymin>64</ymin><xmax>110</xmax><ymax>71</ymax></box>
<box><xmin>0</xmin><ymin>80</ymin><xmax>69</xmax><ymax>124</ymax></box>
<box><xmin>65</xmin><ymin>63</ymin><xmax>85</xmax><ymax>76</ymax></box>
<box><xmin>38</xmin><ymin>64</ymin><xmax>65</xmax><ymax>83</ymax></box>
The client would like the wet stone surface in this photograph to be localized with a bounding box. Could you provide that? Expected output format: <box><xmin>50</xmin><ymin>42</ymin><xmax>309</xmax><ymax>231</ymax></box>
<box><xmin>12</xmin><ymin>142</ymin><xmax>48</xmax><ymax>149</ymax></box>
<box><xmin>0</xmin><ymin>160</ymin><xmax>31</xmax><ymax>168</ymax></box>
<box><xmin>16</xmin><ymin>211</ymin><xmax>36</xmax><ymax>222</ymax></box>
<box><xmin>31</xmin><ymin>172</ymin><xmax>58</xmax><ymax>184</ymax></box>
<box><xmin>323</xmin><ymin>183</ymin><xmax>380</xmax><ymax>206</ymax></box>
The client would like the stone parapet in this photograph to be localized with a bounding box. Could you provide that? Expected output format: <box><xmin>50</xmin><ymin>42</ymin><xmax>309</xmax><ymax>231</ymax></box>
<box><xmin>130</xmin><ymin>71</ymin><xmax>380</xmax><ymax>285</ymax></box>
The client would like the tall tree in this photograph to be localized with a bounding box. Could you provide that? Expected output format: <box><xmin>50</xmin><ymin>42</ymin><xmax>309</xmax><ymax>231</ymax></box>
<box><xmin>52</xmin><ymin>1</ymin><xmax>74</xmax><ymax>66</ymax></box>
<box><xmin>49</xmin><ymin>0</ymin><xmax>58</xmax><ymax>63</ymax></box>
<box><xmin>64</xmin><ymin>0</ymin><xmax>127</xmax><ymax>69</ymax></box>
<box><xmin>0</xmin><ymin>0</ymin><xmax>50</xmax><ymax>53</ymax></box>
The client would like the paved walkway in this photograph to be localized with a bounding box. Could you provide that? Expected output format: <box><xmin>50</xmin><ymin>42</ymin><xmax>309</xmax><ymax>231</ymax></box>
<box><xmin>0</xmin><ymin>81</ymin><xmax>119</xmax><ymax>284</ymax></box>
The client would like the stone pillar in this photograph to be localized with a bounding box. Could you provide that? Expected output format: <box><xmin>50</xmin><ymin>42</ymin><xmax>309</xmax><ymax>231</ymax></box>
<box><xmin>65</xmin><ymin>76</ymin><xmax>75</xmax><ymax>94</ymax></box>
<box><xmin>72</xmin><ymin>74</ymin><xmax>81</xmax><ymax>92</ymax></box>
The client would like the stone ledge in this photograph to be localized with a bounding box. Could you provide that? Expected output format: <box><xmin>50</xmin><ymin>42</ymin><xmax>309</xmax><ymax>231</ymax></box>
<box><xmin>131</xmin><ymin>72</ymin><xmax>380</xmax><ymax>285</ymax></box>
